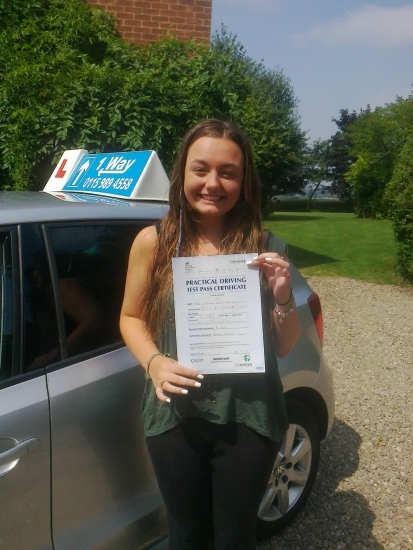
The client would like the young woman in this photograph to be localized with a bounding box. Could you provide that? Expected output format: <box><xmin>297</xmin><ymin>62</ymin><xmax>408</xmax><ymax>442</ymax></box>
<box><xmin>120</xmin><ymin>119</ymin><xmax>300</xmax><ymax>550</ymax></box>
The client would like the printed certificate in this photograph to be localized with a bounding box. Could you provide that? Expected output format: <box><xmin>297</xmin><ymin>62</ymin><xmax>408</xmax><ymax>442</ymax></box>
<box><xmin>172</xmin><ymin>253</ymin><xmax>265</xmax><ymax>374</ymax></box>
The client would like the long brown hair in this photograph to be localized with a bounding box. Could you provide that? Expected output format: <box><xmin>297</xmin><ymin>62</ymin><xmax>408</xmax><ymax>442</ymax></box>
<box><xmin>144</xmin><ymin>119</ymin><xmax>263</xmax><ymax>339</ymax></box>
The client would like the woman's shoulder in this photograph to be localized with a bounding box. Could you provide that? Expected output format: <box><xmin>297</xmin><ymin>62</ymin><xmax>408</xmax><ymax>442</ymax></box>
<box><xmin>262</xmin><ymin>231</ymin><xmax>287</xmax><ymax>255</ymax></box>
<box><xmin>130</xmin><ymin>225</ymin><xmax>158</xmax><ymax>261</ymax></box>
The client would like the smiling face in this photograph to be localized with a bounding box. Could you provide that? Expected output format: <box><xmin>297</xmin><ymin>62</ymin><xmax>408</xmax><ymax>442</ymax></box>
<box><xmin>183</xmin><ymin>136</ymin><xmax>244</xmax><ymax>223</ymax></box>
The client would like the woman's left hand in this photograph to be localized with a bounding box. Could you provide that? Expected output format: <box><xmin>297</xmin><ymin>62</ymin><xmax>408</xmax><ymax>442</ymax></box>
<box><xmin>247</xmin><ymin>253</ymin><xmax>292</xmax><ymax>303</ymax></box>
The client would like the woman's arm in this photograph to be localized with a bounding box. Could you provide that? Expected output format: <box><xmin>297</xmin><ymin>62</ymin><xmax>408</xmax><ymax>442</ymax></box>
<box><xmin>119</xmin><ymin>226</ymin><xmax>203</xmax><ymax>402</ymax></box>
<box><xmin>266</xmin><ymin>256</ymin><xmax>301</xmax><ymax>357</ymax></box>
<box><xmin>247</xmin><ymin>237</ymin><xmax>300</xmax><ymax>357</ymax></box>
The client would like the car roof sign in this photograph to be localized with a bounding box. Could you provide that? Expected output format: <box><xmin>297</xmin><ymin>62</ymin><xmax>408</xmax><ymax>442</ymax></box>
<box><xmin>44</xmin><ymin>150</ymin><xmax>89</xmax><ymax>191</ymax></box>
<box><xmin>43</xmin><ymin>150</ymin><xmax>170</xmax><ymax>202</ymax></box>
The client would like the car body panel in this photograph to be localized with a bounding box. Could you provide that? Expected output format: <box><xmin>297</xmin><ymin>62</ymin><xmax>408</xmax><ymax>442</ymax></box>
<box><xmin>47</xmin><ymin>349</ymin><xmax>167</xmax><ymax>550</ymax></box>
<box><xmin>278</xmin><ymin>264</ymin><xmax>335</xmax><ymax>439</ymax></box>
<box><xmin>310</xmin><ymin>355</ymin><xmax>336</xmax><ymax>435</ymax></box>
<box><xmin>0</xmin><ymin>192</ymin><xmax>168</xmax><ymax>225</ymax></box>
<box><xmin>0</xmin><ymin>375</ymin><xmax>53</xmax><ymax>550</ymax></box>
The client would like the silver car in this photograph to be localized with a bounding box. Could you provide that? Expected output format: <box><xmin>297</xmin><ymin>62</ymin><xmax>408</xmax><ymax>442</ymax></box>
<box><xmin>0</xmin><ymin>154</ymin><xmax>334</xmax><ymax>549</ymax></box>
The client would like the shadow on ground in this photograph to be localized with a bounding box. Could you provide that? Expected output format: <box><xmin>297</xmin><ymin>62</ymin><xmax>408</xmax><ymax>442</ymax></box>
<box><xmin>256</xmin><ymin>418</ymin><xmax>383</xmax><ymax>549</ymax></box>
<box><xmin>287</xmin><ymin>244</ymin><xmax>339</xmax><ymax>270</ymax></box>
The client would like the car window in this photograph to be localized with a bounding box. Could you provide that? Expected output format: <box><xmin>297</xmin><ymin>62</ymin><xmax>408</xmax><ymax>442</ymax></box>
<box><xmin>47</xmin><ymin>222</ymin><xmax>145</xmax><ymax>360</ymax></box>
<box><xmin>0</xmin><ymin>231</ymin><xmax>13</xmax><ymax>380</ymax></box>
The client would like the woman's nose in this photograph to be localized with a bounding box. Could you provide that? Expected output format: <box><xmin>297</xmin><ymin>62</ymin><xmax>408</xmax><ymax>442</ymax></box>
<box><xmin>205</xmin><ymin>171</ymin><xmax>220</xmax><ymax>189</ymax></box>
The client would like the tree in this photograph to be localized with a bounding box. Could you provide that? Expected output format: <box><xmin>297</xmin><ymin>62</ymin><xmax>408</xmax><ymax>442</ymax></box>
<box><xmin>345</xmin><ymin>97</ymin><xmax>413</xmax><ymax>217</ymax></box>
<box><xmin>384</xmin><ymin>132</ymin><xmax>413</xmax><ymax>281</ymax></box>
<box><xmin>0</xmin><ymin>3</ymin><xmax>307</xmax><ymax>203</ymax></box>
<box><xmin>300</xmin><ymin>139</ymin><xmax>332</xmax><ymax>210</ymax></box>
<box><xmin>210</xmin><ymin>27</ymin><xmax>307</xmax><ymax>203</ymax></box>
<box><xmin>325</xmin><ymin>109</ymin><xmax>358</xmax><ymax>199</ymax></box>
<box><xmin>0</xmin><ymin>0</ymin><xmax>126</xmax><ymax>189</ymax></box>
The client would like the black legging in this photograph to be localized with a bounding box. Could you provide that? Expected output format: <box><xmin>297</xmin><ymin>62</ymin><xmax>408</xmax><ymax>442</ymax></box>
<box><xmin>146</xmin><ymin>418</ymin><xmax>280</xmax><ymax>550</ymax></box>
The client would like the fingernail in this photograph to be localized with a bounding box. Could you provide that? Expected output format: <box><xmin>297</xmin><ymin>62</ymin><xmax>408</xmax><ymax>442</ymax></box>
<box><xmin>194</xmin><ymin>382</ymin><xmax>202</xmax><ymax>388</ymax></box>
<box><xmin>197</xmin><ymin>374</ymin><xmax>204</xmax><ymax>380</ymax></box>
<box><xmin>181</xmin><ymin>389</ymin><xmax>188</xmax><ymax>395</ymax></box>
<box><xmin>264</xmin><ymin>257</ymin><xmax>273</xmax><ymax>261</ymax></box>
<box><xmin>252</xmin><ymin>256</ymin><xmax>258</xmax><ymax>260</ymax></box>
<box><xmin>246</xmin><ymin>260</ymin><xmax>253</xmax><ymax>265</ymax></box>
<box><xmin>165</xmin><ymin>397</ymin><xmax>171</xmax><ymax>403</ymax></box>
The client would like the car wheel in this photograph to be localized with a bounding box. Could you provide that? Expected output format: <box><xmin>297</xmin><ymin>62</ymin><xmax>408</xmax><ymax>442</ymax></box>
<box><xmin>256</xmin><ymin>399</ymin><xmax>321</xmax><ymax>538</ymax></box>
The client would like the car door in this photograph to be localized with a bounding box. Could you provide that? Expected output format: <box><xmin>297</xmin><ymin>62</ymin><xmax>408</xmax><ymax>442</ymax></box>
<box><xmin>43</xmin><ymin>221</ymin><xmax>167</xmax><ymax>550</ymax></box>
<box><xmin>0</xmin><ymin>226</ymin><xmax>54</xmax><ymax>550</ymax></box>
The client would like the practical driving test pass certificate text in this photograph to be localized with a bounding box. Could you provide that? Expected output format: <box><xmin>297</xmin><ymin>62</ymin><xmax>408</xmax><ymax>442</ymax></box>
<box><xmin>172</xmin><ymin>253</ymin><xmax>265</xmax><ymax>374</ymax></box>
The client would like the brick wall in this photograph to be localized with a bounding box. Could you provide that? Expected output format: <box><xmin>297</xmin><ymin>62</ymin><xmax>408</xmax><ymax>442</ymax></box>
<box><xmin>86</xmin><ymin>0</ymin><xmax>212</xmax><ymax>44</ymax></box>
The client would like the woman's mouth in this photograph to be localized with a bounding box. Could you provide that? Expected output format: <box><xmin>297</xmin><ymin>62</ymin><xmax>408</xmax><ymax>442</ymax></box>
<box><xmin>200</xmin><ymin>194</ymin><xmax>222</xmax><ymax>202</ymax></box>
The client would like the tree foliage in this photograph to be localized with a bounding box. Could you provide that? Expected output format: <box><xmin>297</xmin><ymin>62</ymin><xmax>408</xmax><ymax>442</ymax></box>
<box><xmin>384</xmin><ymin>133</ymin><xmax>413</xmax><ymax>282</ymax></box>
<box><xmin>210</xmin><ymin>28</ymin><xmax>307</xmax><ymax>202</ymax></box>
<box><xmin>299</xmin><ymin>139</ymin><xmax>332</xmax><ymax>209</ymax></box>
<box><xmin>345</xmin><ymin>98</ymin><xmax>413</xmax><ymax>217</ymax></box>
<box><xmin>0</xmin><ymin>1</ymin><xmax>306</xmax><ymax>203</ymax></box>
<box><xmin>324</xmin><ymin>109</ymin><xmax>358</xmax><ymax>200</ymax></box>
<box><xmin>303</xmin><ymin>139</ymin><xmax>331</xmax><ymax>185</ymax></box>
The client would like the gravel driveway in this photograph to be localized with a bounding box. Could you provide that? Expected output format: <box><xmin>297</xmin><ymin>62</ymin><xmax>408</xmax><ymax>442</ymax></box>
<box><xmin>257</xmin><ymin>277</ymin><xmax>413</xmax><ymax>550</ymax></box>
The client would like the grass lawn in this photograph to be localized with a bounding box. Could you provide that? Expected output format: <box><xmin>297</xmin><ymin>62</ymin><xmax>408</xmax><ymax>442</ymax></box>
<box><xmin>263</xmin><ymin>212</ymin><xmax>402</xmax><ymax>286</ymax></box>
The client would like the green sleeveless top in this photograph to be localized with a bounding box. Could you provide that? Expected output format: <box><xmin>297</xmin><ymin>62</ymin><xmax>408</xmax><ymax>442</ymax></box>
<box><xmin>141</xmin><ymin>232</ymin><xmax>289</xmax><ymax>442</ymax></box>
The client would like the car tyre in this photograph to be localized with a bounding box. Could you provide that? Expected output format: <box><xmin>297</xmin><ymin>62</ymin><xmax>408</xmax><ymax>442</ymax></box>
<box><xmin>256</xmin><ymin>398</ymin><xmax>320</xmax><ymax>538</ymax></box>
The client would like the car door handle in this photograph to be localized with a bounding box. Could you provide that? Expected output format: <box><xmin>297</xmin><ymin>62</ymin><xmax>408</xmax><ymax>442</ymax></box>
<box><xmin>0</xmin><ymin>438</ymin><xmax>39</xmax><ymax>467</ymax></box>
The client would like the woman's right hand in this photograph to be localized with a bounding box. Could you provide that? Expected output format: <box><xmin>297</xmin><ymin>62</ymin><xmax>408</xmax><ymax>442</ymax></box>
<box><xmin>149</xmin><ymin>354</ymin><xmax>204</xmax><ymax>403</ymax></box>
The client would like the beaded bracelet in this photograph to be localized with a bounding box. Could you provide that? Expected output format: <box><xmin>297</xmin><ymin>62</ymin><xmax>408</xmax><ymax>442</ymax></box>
<box><xmin>273</xmin><ymin>299</ymin><xmax>295</xmax><ymax>323</ymax></box>
<box><xmin>146</xmin><ymin>352</ymin><xmax>167</xmax><ymax>379</ymax></box>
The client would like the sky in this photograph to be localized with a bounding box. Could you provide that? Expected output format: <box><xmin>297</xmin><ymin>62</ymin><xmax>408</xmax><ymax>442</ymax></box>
<box><xmin>211</xmin><ymin>0</ymin><xmax>413</xmax><ymax>143</ymax></box>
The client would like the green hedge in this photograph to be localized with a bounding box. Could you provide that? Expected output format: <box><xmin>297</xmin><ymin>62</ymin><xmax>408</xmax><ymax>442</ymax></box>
<box><xmin>0</xmin><ymin>0</ymin><xmax>306</xmax><ymax>200</ymax></box>
<box><xmin>384</xmin><ymin>133</ymin><xmax>413</xmax><ymax>282</ymax></box>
